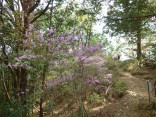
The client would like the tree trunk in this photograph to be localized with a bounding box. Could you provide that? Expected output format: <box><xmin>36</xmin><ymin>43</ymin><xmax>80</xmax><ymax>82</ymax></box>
<box><xmin>136</xmin><ymin>30</ymin><xmax>142</xmax><ymax>61</ymax></box>
<box><xmin>39</xmin><ymin>97</ymin><xmax>44</xmax><ymax>117</ymax></box>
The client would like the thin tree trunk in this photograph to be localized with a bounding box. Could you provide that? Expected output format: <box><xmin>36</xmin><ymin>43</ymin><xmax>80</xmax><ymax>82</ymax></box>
<box><xmin>136</xmin><ymin>30</ymin><xmax>142</xmax><ymax>61</ymax></box>
<box><xmin>39</xmin><ymin>1</ymin><xmax>54</xmax><ymax>116</ymax></box>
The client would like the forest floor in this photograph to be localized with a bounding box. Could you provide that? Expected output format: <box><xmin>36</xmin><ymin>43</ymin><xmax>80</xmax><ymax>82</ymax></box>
<box><xmin>93</xmin><ymin>67</ymin><xmax>156</xmax><ymax>117</ymax></box>
<box><xmin>45</xmin><ymin>64</ymin><xmax>156</xmax><ymax>117</ymax></box>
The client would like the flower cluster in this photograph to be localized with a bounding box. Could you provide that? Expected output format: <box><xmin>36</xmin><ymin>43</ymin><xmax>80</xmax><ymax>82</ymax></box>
<box><xmin>105</xmin><ymin>74</ymin><xmax>113</xmax><ymax>78</ymax></box>
<box><xmin>11</xmin><ymin>24</ymin><xmax>113</xmax><ymax>92</ymax></box>
<box><xmin>85</xmin><ymin>77</ymin><xmax>100</xmax><ymax>84</ymax></box>
<box><xmin>23</xmin><ymin>26</ymin><xmax>80</xmax><ymax>57</ymax></box>
<box><xmin>15</xmin><ymin>55</ymin><xmax>37</xmax><ymax>60</ymax></box>
<box><xmin>45</xmin><ymin>75</ymin><xmax>74</xmax><ymax>89</ymax></box>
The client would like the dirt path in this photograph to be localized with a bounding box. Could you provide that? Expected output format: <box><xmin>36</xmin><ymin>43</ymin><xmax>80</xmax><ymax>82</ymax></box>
<box><xmin>97</xmin><ymin>69</ymin><xmax>156</xmax><ymax>117</ymax></box>
<box><xmin>48</xmin><ymin>68</ymin><xmax>156</xmax><ymax>117</ymax></box>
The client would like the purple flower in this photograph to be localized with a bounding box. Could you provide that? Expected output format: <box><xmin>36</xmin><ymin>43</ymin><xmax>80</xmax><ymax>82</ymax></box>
<box><xmin>48</xmin><ymin>28</ymin><xmax>54</xmax><ymax>34</ymax></box>
<box><xmin>36</xmin><ymin>35</ymin><xmax>42</xmax><ymax>40</ymax></box>
<box><xmin>48</xmin><ymin>28</ymin><xmax>56</xmax><ymax>34</ymax></box>
<box><xmin>50</xmin><ymin>38</ymin><xmax>55</xmax><ymax>42</ymax></box>
<box><xmin>105</xmin><ymin>74</ymin><xmax>113</xmax><ymax>78</ymax></box>
<box><xmin>96</xmin><ymin>61</ymin><xmax>104</xmax><ymax>66</ymax></box>
<box><xmin>18</xmin><ymin>55</ymin><xmax>27</xmax><ymax>60</ymax></box>
<box><xmin>41</xmin><ymin>38</ymin><xmax>44</xmax><ymax>42</ymax></box>
<box><xmin>67</xmin><ymin>35</ymin><xmax>73</xmax><ymax>41</ymax></box>
<box><xmin>31</xmin><ymin>41</ymin><xmax>36</xmax><ymax>46</ymax></box>
<box><xmin>23</xmin><ymin>40</ymin><xmax>28</xmax><ymax>45</ymax></box>
<box><xmin>76</xmin><ymin>50</ymin><xmax>84</xmax><ymax>57</ymax></box>
<box><xmin>79</xmin><ymin>44</ymin><xmax>83</xmax><ymax>49</ymax></box>
<box><xmin>59</xmin><ymin>36</ymin><xmax>64</xmax><ymax>41</ymax></box>
<box><xmin>28</xmin><ymin>32</ymin><xmax>32</xmax><ymax>36</ymax></box>
<box><xmin>17</xmin><ymin>55</ymin><xmax>37</xmax><ymax>60</ymax></box>
<box><xmin>85</xmin><ymin>77</ymin><xmax>100</xmax><ymax>84</ymax></box>
<box><xmin>47</xmin><ymin>43</ymin><xmax>51</xmax><ymax>47</ymax></box>
<box><xmin>12</xmin><ymin>62</ymin><xmax>20</xmax><ymax>68</ymax></box>
<box><xmin>85</xmin><ymin>45</ymin><xmax>98</xmax><ymax>52</ymax></box>
<box><xmin>29</xmin><ymin>24</ymin><xmax>33</xmax><ymax>30</ymax></box>
<box><xmin>85</xmin><ymin>46</ymin><xmax>90</xmax><ymax>51</ymax></box>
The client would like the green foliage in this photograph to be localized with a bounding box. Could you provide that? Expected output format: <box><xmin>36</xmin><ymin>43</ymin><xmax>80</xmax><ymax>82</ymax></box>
<box><xmin>105</xmin><ymin>0</ymin><xmax>156</xmax><ymax>60</ymax></box>
<box><xmin>1</xmin><ymin>99</ymin><xmax>30</xmax><ymax>117</ymax></box>
<box><xmin>105</xmin><ymin>0</ymin><xmax>155</xmax><ymax>37</ymax></box>
<box><xmin>69</xmin><ymin>106</ymin><xmax>88</xmax><ymax>117</ymax></box>
<box><xmin>112</xmin><ymin>80</ymin><xmax>128</xmax><ymax>98</ymax></box>
<box><xmin>45</xmin><ymin>99</ymin><xmax>56</xmax><ymax>115</ymax></box>
<box><xmin>87</xmin><ymin>92</ymin><xmax>101</xmax><ymax>103</ymax></box>
<box><xmin>120</xmin><ymin>59</ymin><xmax>139</xmax><ymax>71</ymax></box>
<box><xmin>60</xmin><ymin>83</ymin><xmax>73</xmax><ymax>98</ymax></box>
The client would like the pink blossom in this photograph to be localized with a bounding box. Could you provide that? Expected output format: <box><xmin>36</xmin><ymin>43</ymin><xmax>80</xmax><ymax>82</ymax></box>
<box><xmin>85</xmin><ymin>77</ymin><xmax>100</xmax><ymax>84</ymax></box>
<box><xmin>96</xmin><ymin>61</ymin><xmax>104</xmax><ymax>66</ymax></box>
<box><xmin>105</xmin><ymin>74</ymin><xmax>113</xmax><ymax>78</ymax></box>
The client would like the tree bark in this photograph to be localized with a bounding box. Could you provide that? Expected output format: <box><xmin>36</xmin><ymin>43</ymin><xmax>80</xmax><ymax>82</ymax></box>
<box><xmin>136</xmin><ymin>30</ymin><xmax>142</xmax><ymax>61</ymax></box>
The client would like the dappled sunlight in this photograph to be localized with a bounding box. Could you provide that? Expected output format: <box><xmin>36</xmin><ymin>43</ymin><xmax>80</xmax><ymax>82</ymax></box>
<box><xmin>53</xmin><ymin>104</ymin><xmax>69</xmax><ymax>114</ymax></box>
<box><xmin>127</xmin><ymin>90</ymin><xmax>137</xmax><ymax>96</ymax></box>
<box><xmin>127</xmin><ymin>90</ymin><xmax>148</xmax><ymax>98</ymax></box>
<box><xmin>122</xmin><ymin>72</ymin><xmax>150</xmax><ymax>99</ymax></box>
<box><xmin>90</xmin><ymin>105</ymin><xmax>105</xmax><ymax>111</ymax></box>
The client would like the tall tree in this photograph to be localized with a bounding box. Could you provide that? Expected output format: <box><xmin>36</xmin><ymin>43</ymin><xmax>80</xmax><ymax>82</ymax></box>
<box><xmin>0</xmin><ymin>0</ymin><xmax>54</xmax><ymax>116</ymax></box>
<box><xmin>104</xmin><ymin>0</ymin><xmax>156</xmax><ymax>61</ymax></box>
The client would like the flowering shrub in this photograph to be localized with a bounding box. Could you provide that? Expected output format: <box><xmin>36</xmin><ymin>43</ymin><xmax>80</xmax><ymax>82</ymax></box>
<box><xmin>3</xmin><ymin>24</ymin><xmax>113</xmax><ymax>116</ymax></box>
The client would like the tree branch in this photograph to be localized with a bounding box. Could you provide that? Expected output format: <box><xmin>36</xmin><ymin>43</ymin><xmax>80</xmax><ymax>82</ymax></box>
<box><xmin>5</xmin><ymin>0</ymin><xmax>14</xmax><ymax>11</ymax></box>
<box><xmin>28</xmin><ymin>0</ymin><xmax>41</xmax><ymax>15</ymax></box>
<box><xmin>104</xmin><ymin>13</ymin><xmax>156</xmax><ymax>21</ymax></box>
<box><xmin>30</xmin><ymin>0</ymin><xmax>53</xmax><ymax>23</ymax></box>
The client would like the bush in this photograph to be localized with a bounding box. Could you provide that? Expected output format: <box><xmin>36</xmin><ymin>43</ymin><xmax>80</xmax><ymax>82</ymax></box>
<box><xmin>87</xmin><ymin>92</ymin><xmax>101</xmax><ymax>103</ymax></box>
<box><xmin>112</xmin><ymin>80</ymin><xmax>128</xmax><ymax>98</ymax></box>
<box><xmin>137</xmin><ymin>101</ymin><xmax>156</xmax><ymax>111</ymax></box>
<box><xmin>1</xmin><ymin>99</ymin><xmax>30</xmax><ymax>117</ymax></box>
<box><xmin>120</xmin><ymin>59</ymin><xmax>138</xmax><ymax>71</ymax></box>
